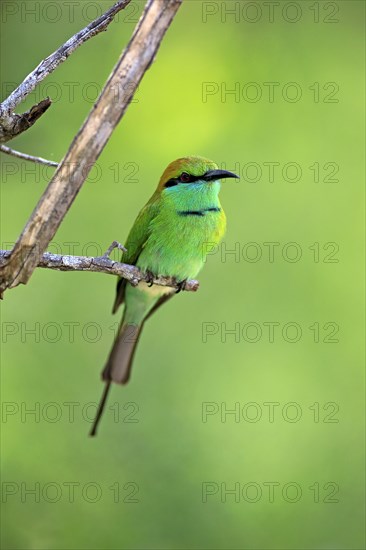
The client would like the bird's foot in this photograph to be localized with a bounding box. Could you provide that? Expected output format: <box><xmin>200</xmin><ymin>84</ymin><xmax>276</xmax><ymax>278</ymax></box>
<box><xmin>145</xmin><ymin>270</ymin><xmax>155</xmax><ymax>287</ymax></box>
<box><xmin>175</xmin><ymin>279</ymin><xmax>187</xmax><ymax>294</ymax></box>
<box><xmin>102</xmin><ymin>240</ymin><xmax>127</xmax><ymax>259</ymax></box>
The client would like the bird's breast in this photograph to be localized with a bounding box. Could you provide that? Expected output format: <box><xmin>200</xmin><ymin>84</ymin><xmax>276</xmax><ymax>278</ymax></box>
<box><xmin>137</xmin><ymin>205</ymin><xmax>226</xmax><ymax>280</ymax></box>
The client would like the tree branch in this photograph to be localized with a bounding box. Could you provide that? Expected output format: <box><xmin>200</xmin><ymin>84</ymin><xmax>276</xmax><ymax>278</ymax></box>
<box><xmin>0</xmin><ymin>145</ymin><xmax>59</xmax><ymax>167</ymax></box>
<box><xmin>0</xmin><ymin>98</ymin><xmax>53</xmax><ymax>143</ymax></box>
<box><xmin>0</xmin><ymin>0</ymin><xmax>183</xmax><ymax>297</ymax></box>
<box><xmin>0</xmin><ymin>249</ymin><xmax>200</xmax><ymax>293</ymax></box>
<box><xmin>0</xmin><ymin>0</ymin><xmax>132</xmax><ymax>143</ymax></box>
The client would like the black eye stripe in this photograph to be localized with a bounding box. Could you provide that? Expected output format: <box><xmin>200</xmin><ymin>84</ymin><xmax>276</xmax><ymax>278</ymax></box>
<box><xmin>184</xmin><ymin>174</ymin><xmax>201</xmax><ymax>183</ymax></box>
<box><xmin>164</xmin><ymin>173</ymin><xmax>205</xmax><ymax>188</ymax></box>
<box><xmin>164</xmin><ymin>178</ymin><xmax>179</xmax><ymax>188</ymax></box>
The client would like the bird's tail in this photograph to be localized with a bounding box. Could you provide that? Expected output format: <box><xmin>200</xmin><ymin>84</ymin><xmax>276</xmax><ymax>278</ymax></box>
<box><xmin>90</xmin><ymin>291</ymin><xmax>171</xmax><ymax>436</ymax></box>
<box><xmin>89</xmin><ymin>321</ymin><xmax>142</xmax><ymax>437</ymax></box>
<box><xmin>101</xmin><ymin>322</ymin><xmax>143</xmax><ymax>385</ymax></box>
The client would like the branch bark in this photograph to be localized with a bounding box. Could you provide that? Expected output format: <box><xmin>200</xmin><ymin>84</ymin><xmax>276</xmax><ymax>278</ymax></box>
<box><xmin>0</xmin><ymin>98</ymin><xmax>52</xmax><ymax>143</ymax></box>
<box><xmin>0</xmin><ymin>0</ymin><xmax>132</xmax><ymax>143</ymax></box>
<box><xmin>0</xmin><ymin>0</ymin><xmax>183</xmax><ymax>297</ymax></box>
<box><xmin>0</xmin><ymin>249</ymin><xmax>199</xmax><ymax>293</ymax></box>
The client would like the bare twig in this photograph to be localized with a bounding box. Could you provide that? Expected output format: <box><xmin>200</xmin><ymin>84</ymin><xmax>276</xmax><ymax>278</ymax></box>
<box><xmin>0</xmin><ymin>98</ymin><xmax>53</xmax><ymax>143</ymax></box>
<box><xmin>0</xmin><ymin>0</ymin><xmax>132</xmax><ymax>143</ymax></box>
<box><xmin>0</xmin><ymin>249</ymin><xmax>200</xmax><ymax>292</ymax></box>
<box><xmin>0</xmin><ymin>0</ymin><xmax>183</xmax><ymax>297</ymax></box>
<box><xmin>0</xmin><ymin>145</ymin><xmax>59</xmax><ymax>167</ymax></box>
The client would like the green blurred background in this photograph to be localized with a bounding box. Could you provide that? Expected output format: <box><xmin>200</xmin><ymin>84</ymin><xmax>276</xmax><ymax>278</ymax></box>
<box><xmin>1</xmin><ymin>1</ymin><xmax>364</xmax><ymax>548</ymax></box>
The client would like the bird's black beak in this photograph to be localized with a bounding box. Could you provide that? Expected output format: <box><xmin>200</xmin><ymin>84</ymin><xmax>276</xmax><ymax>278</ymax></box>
<box><xmin>203</xmin><ymin>169</ymin><xmax>239</xmax><ymax>182</ymax></box>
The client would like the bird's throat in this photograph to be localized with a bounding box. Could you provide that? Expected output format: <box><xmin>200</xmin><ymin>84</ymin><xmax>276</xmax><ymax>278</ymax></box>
<box><xmin>166</xmin><ymin>181</ymin><xmax>221</xmax><ymax>215</ymax></box>
<box><xmin>177</xmin><ymin>207</ymin><xmax>221</xmax><ymax>217</ymax></box>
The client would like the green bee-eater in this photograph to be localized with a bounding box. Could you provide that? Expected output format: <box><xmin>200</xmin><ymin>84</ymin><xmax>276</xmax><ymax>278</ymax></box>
<box><xmin>91</xmin><ymin>156</ymin><xmax>238</xmax><ymax>435</ymax></box>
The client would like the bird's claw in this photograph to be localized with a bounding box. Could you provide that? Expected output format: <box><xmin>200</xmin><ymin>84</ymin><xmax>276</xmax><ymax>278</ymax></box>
<box><xmin>175</xmin><ymin>279</ymin><xmax>187</xmax><ymax>294</ymax></box>
<box><xmin>145</xmin><ymin>270</ymin><xmax>155</xmax><ymax>287</ymax></box>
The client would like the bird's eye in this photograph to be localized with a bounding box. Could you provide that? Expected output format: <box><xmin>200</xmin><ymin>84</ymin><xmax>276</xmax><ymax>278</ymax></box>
<box><xmin>180</xmin><ymin>172</ymin><xmax>191</xmax><ymax>183</ymax></box>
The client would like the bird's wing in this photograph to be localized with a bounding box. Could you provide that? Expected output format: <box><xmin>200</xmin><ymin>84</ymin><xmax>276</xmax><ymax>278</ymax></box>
<box><xmin>112</xmin><ymin>194</ymin><xmax>159</xmax><ymax>313</ymax></box>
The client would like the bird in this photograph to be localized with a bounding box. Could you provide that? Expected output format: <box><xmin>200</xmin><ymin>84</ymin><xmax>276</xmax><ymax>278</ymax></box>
<box><xmin>90</xmin><ymin>156</ymin><xmax>238</xmax><ymax>435</ymax></box>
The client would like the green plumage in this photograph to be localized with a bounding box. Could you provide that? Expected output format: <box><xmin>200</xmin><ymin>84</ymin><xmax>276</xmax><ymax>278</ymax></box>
<box><xmin>91</xmin><ymin>156</ymin><xmax>238</xmax><ymax>435</ymax></box>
